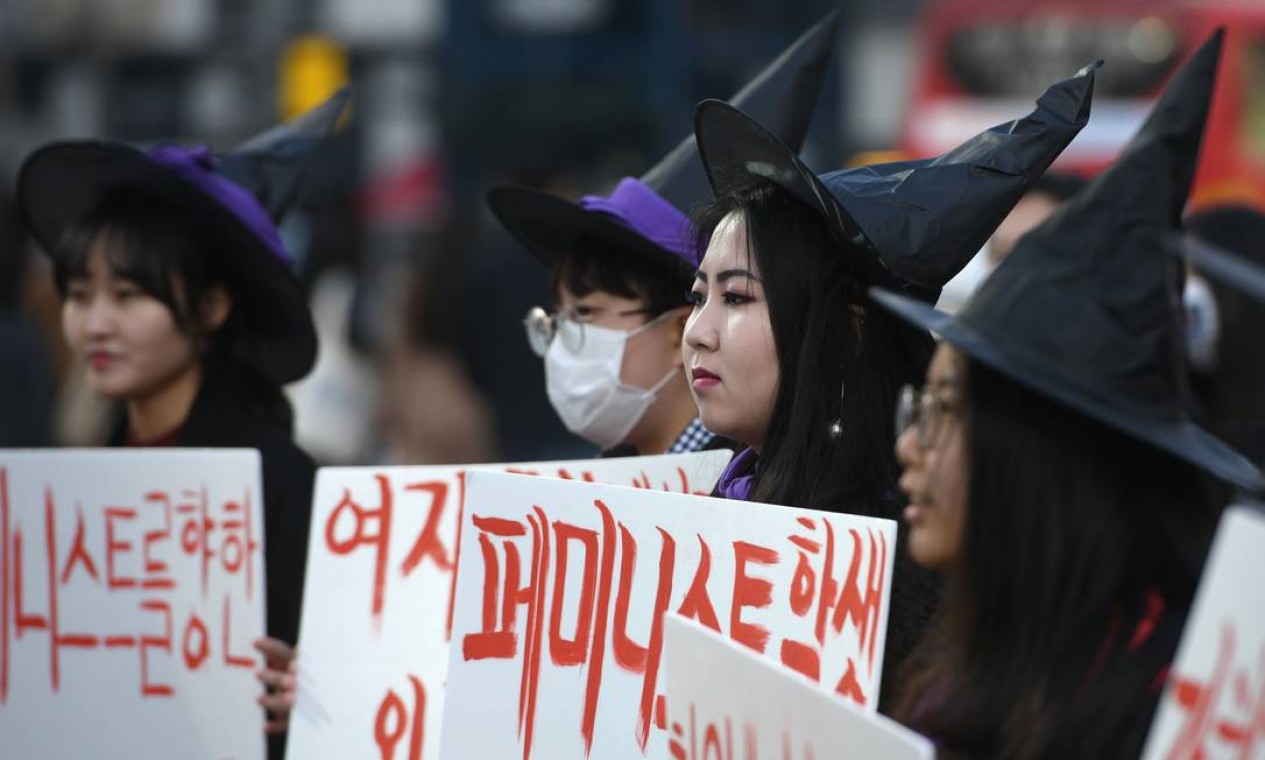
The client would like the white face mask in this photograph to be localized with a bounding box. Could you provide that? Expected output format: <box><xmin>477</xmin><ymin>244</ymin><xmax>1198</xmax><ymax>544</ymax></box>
<box><xmin>544</xmin><ymin>310</ymin><xmax>678</xmax><ymax>450</ymax></box>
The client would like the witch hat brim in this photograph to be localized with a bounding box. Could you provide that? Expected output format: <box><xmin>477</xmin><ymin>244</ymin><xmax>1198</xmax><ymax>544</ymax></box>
<box><xmin>1178</xmin><ymin>234</ymin><xmax>1265</xmax><ymax>303</ymax></box>
<box><xmin>694</xmin><ymin>62</ymin><xmax>1097</xmax><ymax>302</ymax></box>
<box><xmin>871</xmin><ymin>288</ymin><xmax>1262</xmax><ymax>490</ymax></box>
<box><xmin>486</xmin><ymin>185</ymin><xmax>691</xmax><ymax>275</ymax></box>
<box><xmin>19</xmin><ymin>141</ymin><xmax>317</xmax><ymax>384</ymax></box>
<box><xmin>16</xmin><ymin>91</ymin><xmax>349</xmax><ymax>385</ymax></box>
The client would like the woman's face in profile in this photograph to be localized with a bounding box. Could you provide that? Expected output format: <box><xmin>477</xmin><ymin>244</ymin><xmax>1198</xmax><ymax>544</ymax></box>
<box><xmin>683</xmin><ymin>212</ymin><xmax>779</xmax><ymax>451</ymax></box>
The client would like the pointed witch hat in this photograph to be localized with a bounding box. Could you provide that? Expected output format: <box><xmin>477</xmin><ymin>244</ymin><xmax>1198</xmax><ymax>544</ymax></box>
<box><xmin>17</xmin><ymin>87</ymin><xmax>351</xmax><ymax>384</ymax></box>
<box><xmin>487</xmin><ymin>10</ymin><xmax>840</xmax><ymax>275</ymax></box>
<box><xmin>872</xmin><ymin>31</ymin><xmax>1262</xmax><ymax>490</ymax></box>
<box><xmin>694</xmin><ymin>61</ymin><xmax>1098</xmax><ymax>304</ymax></box>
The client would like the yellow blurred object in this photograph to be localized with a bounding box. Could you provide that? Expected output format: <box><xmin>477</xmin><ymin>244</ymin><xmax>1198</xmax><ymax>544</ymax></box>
<box><xmin>280</xmin><ymin>36</ymin><xmax>351</xmax><ymax>121</ymax></box>
<box><xmin>843</xmin><ymin>149</ymin><xmax>913</xmax><ymax>169</ymax></box>
<box><xmin>1189</xmin><ymin>179</ymin><xmax>1265</xmax><ymax>217</ymax></box>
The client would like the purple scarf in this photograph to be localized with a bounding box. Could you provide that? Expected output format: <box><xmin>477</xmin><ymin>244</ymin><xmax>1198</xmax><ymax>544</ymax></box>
<box><xmin>716</xmin><ymin>447</ymin><xmax>760</xmax><ymax>501</ymax></box>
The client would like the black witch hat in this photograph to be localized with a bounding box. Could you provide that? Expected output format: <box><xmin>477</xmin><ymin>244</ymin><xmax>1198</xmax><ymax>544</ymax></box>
<box><xmin>694</xmin><ymin>62</ymin><xmax>1098</xmax><ymax>304</ymax></box>
<box><xmin>18</xmin><ymin>88</ymin><xmax>351</xmax><ymax>384</ymax></box>
<box><xmin>487</xmin><ymin>10</ymin><xmax>840</xmax><ymax>273</ymax></box>
<box><xmin>872</xmin><ymin>31</ymin><xmax>1262</xmax><ymax>490</ymax></box>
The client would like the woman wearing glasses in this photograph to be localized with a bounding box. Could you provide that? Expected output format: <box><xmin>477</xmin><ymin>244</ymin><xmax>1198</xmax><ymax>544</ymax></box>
<box><xmin>877</xmin><ymin>34</ymin><xmax>1260</xmax><ymax>756</ymax></box>
<box><xmin>684</xmin><ymin>68</ymin><xmax>1096</xmax><ymax>708</ymax></box>
<box><xmin>486</xmin><ymin>13</ymin><xmax>839</xmax><ymax>456</ymax></box>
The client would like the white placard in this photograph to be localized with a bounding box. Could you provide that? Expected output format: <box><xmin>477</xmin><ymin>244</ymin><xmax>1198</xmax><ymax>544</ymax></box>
<box><xmin>659</xmin><ymin>614</ymin><xmax>933</xmax><ymax>759</ymax></box>
<box><xmin>0</xmin><ymin>449</ymin><xmax>265</xmax><ymax>760</ymax></box>
<box><xmin>440</xmin><ymin>470</ymin><xmax>897</xmax><ymax>759</ymax></box>
<box><xmin>287</xmin><ymin>450</ymin><xmax>732</xmax><ymax>760</ymax></box>
<box><xmin>1142</xmin><ymin>505</ymin><xmax>1265</xmax><ymax>759</ymax></box>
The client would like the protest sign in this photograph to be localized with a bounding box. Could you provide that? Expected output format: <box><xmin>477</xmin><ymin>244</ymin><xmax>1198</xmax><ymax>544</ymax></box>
<box><xmin>659</xmin><ymin>614</ymin><xmax>933</xmax><ymax>759</ymax></box>
<box><xmin>1142</xmin><ymin>505</ymin><xmax>1265</xmax><ymax>760</ymax></box>
<box><xmin>0</xmin><ymin>449</ymin><xmax>265</xmax><ymax>760</ymax></box>
<box><xmin>287</xmin><ymin>450</ymin><xmax>732</xmax><ymax>760</ymax></box>
<box><xmin>440</xmin><ymin>470</ymin><xmax>897</xmax><ymax>759</ymax></box>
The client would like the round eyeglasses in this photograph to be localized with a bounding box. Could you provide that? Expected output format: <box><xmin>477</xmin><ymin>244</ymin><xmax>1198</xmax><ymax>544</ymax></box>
<box><xmin>522</xmin><ymin>305</ymin><xmax>661</xmax><ymax>357</ymax></box>
<box><xmin>895</xmin><ymin>383</ymin><xmax>961</xmax><ymax>450</ymax></box>
<box><xmin>523</xmin><ymin>306</ymin><xmax>581</xmax><ymax>357</ymax></box>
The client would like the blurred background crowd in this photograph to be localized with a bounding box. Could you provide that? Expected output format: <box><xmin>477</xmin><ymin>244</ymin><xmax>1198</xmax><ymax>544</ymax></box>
<box><xmin>2</xmin><ymin>0</ymin><xmax>1264</xmax><ymax>467</ymax></box>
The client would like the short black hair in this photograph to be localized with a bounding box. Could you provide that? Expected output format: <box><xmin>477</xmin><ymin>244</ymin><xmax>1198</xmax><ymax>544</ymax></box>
<box><xmin>550</xmin><ymin>233</ymin><xmax>691</xmax><ymax>316</ymax></box>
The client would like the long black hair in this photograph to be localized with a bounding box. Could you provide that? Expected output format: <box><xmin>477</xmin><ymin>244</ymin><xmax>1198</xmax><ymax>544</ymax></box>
<box><xmin>894</xmin><ymin>354</ymin><xmax>1220</xmax><ymax>758</ymax></box>
<box><xmin>53</xmin><ymin>191</ymin><xmax>295</xmax><ymax>431</ymax></box>
<box><xmin>694</xmin><ymin>181</ymin><xmax>931</xmax><ymax>513</ymax></box>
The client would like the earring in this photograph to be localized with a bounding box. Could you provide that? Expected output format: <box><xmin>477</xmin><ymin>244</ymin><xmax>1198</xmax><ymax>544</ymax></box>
<box><xmin>827</xmin><ymin>378</ymin><xmax>846</xmax><ymax>440</ymax></box>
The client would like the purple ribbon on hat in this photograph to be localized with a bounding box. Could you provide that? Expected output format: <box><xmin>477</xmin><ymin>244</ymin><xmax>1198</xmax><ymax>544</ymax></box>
<box><xmin>580</xmin><ymin>178</ymin><xmax>697</xmax><ymax>267</ymax></box>
<box><xmin>145</xmin><ymin>145</ymin><xmax>294</xmax><ymax>266</ymax></box>
<box><xmin>716</xmin><ymin>447</ymin><xmax>760</xmax><ymax>501</ymax></box>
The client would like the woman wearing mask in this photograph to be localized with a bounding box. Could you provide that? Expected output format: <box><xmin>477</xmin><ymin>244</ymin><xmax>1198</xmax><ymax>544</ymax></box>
<box><xmin>876</xmin><ymin>33</ymin><xmax>1260</xmax><ymax>757</ymax></box>
<box><xmin>683</xmin><ymin>66</ymin><xmax>1097</xmax><ymax>707</ymax></box>
<box><xmin>17</xmin><ymin>90</ymin><xmax>348</xmax><ymax>756</ymax></box>
<box><xmin>487</xmin><ymin>13</ymin><xmax>839</xmax><ymax>456</ymax></box>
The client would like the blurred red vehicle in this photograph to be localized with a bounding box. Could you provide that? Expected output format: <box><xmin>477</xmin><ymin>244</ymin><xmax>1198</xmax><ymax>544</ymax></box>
<box><xmin>903</xmin><ymin>0</ymin><xmax>1265</xmax><ymax>210</ymax></box>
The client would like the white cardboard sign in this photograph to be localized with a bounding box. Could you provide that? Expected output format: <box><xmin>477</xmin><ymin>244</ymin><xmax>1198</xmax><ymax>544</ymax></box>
<box><xmin>1142</xmin><ymin>505</ymin><xmax>1265</xmax><ymax>760</ymax></box>
<box><xmin>287</xmin><ymin>450</ymin><xmax>732</xmax><ymax>760</ymax></box>
<box><xmin>0</xmin><ymin>449</ymin><xmax>266</xmax><ymax>760</ymax></box>
<box><xmin>658</xmin><ymin>614</ymin><xmax>933</xmax><ymax>759</ymax></box>
<box><xmin>439</xmin><ymin>470</ymin><xmax>897</xmax><ymax>760</ymax></box>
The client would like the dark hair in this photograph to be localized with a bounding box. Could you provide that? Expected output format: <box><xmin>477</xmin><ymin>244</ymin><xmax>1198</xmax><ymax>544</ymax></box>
<box><xmin>1186</xmin><ymin>205</ymin><xmax>1265</xmax><ymax>462</ymax></box>
<box><xmin>894</xmin><ymin>356</ymin><xmax>1220</xmax><ymax>758</ymax></box>
<box><xmin>551</xmin><ymin>233</ymin><xmax>692</xmax><ymax>317</ymax></box>
<box><xmin>694</xmin><ymin>182</ymin><xmax>932</xmax><ymax>513</ymax></box>
<box><xmin>53</xmin><ymin>191</ymin><xmax>294</xmax><ymax>431</ymax></box>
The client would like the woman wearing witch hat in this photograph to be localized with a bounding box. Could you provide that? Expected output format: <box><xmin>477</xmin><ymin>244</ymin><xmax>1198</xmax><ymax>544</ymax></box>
<box><xmin>487</xmin><ymin>13</ymin><xmax>839</xmax><ymax>457</ymax></box>
<box><xmin>874</xmin><ymin>32</ymin><xmax>1262</xmax><ymax>757</ymax></box>
<box><xmin>16</xmin><ymin>89</ymin><xmax>348</xmax><ymax>755</ymax></box>
<box><xmin>684</xmin><ymin>63</ymin><xmax>1097</xmax><ymax>708</ymax></box>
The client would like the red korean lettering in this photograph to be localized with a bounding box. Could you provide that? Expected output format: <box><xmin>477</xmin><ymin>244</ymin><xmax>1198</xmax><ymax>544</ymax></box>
<box><xmin>139</xmin><ymin>599</ymin><xmax>173</xmax><ymax>697</ymax></box>
<box><xmin>105</xmin><ymin>506</ymin><xmax>139</xmax><ymax>590</ymax></box>
<box><xmin>325</xmin><ymin>474</ymin><xmax>392</xmax><ymax>618</ymax></box>
<box><xmin>374</xmin><ymin>674</ymin><xmax>426</xmax><ymax>760</ymax></box>
<box><xmin>677</xmin><ymin>536</ymin><xmax>721</xmax><ymax>632</ymax></box>
<box><xmin>611</xmin><ymin>526</ymin><xmax>676</xmax><ymax>749</ymax></box>
<box><xmin>176</xmin><ymin>487</ymin><xmax>215</xmax><ymax>597</ymax></box>
<box><xmin>400</xmin><ymin>481</ymin><xmax>453</xmax><ymax>579</ymax></box>
<box><xmin>831</xmin><ymin>529</ymin><xmax>888</xmax><ymax>674</ymax></box>
<box><xmin>730</xmin><ymin>542</ymin><xmax>777</xmax><ymax>654</ymax></box>
<box><xmin>461</xmin><ymin>515</ymin><xmax>527</xmax><ymax>661</ymax></box>
<box><xmin>548</xmin><ymin>522</ymin><xmax>599</xmax><ymax>667</ymax></box>
<box><xmin>218</xmin><ymin>491</ymin><xmax>258</xmax><ymax>597</ymax></box>
<box><xmin>779</xmin><ymin>518</ymin><xmax>836</xmax><ymax>683</ymax></box>
<box><xmin>578</xmin><ymin>500</ymin><xmax>617</xmax><ymax>755</ymax></box>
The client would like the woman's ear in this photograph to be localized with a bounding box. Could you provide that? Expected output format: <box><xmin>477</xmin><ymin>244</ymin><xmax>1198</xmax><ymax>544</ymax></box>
<box><xmin>671</xmin><ymin>306</ymin><xmax>691</xmax><ymax>348</ymax></box>
<box><xmin>201</xmin><ymin>285</ymin><xmax>233</xmax><ymax>333</ymax></box>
